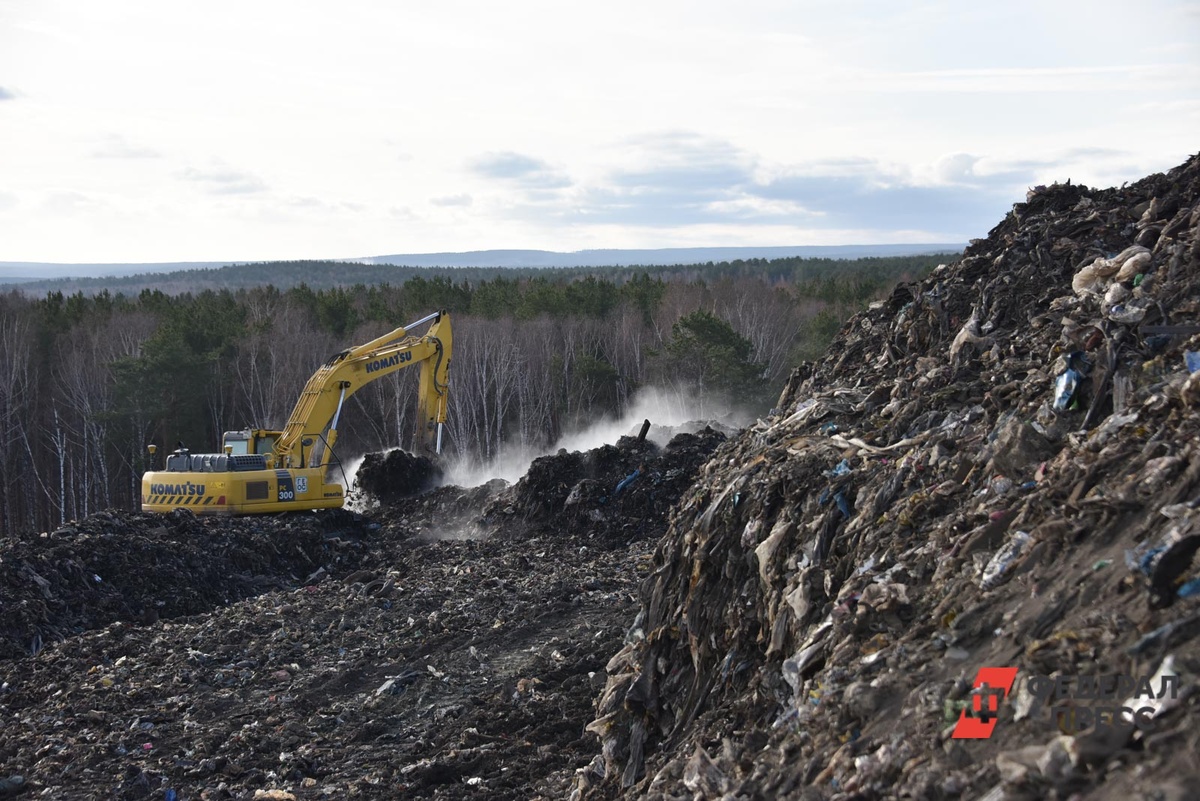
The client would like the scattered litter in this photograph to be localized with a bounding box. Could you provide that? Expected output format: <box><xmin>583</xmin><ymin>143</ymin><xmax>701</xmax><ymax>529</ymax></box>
<box><xmin>980</xmin><ymin>531</ymin><xmax>1033</xmax><ymax>589</ymax></box>
<box><xmin>0</xmin><ymin>421</ymin><xmax>731</xmax><ymax>799</ymax></box>
<box><xmin>587</xmin><ymin>155</ymin><xmax>1200</xmax><ymax>799</ymax></box>
<box><xmin>1053</xmin><ymin>352</ymin><xmax>1089</xmax><ymax>411</ymax></box>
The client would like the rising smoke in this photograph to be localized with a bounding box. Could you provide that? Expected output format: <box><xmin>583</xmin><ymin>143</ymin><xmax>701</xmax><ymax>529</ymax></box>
<box><xmin>341</xmin><ymin>386</ymin><xmax>747</xmax><ymax>500</ymax></box>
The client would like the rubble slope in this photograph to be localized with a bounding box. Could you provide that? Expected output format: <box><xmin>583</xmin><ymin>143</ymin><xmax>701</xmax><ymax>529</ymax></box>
<box><xmin>0</xmin><ymin>510</ymin><xmax>375</xmax><ymax>661</ymax></box>
<box><xmin>481</xmin><ymin>428</ymin><xmax>729</xmax><ymax>544</ymax></box>
<box><xmin>0</xmin><ymin>426</ymin><xmax>726</xmax><ymax>799</ymax></box>
<box><xmin>588</xmin><ymin>155</ymin><xmax>1200</xmax><ymax>800</ymax></box>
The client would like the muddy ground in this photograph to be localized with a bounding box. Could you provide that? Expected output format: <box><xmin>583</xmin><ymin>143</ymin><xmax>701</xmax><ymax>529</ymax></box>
<box><xmin>0</xmin><ymin>429</ymin><xmax>726</xmax><ymax>800</ymax></box>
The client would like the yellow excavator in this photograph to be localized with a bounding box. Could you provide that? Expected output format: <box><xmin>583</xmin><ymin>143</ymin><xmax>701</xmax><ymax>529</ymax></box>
<box><xmin>141</xmin><ymin>311</ymin><xmax>452</xmax><ymax>515</ymax></box>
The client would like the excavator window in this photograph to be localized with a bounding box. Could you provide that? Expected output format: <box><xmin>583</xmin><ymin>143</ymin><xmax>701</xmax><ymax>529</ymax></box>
<box><xmin>222</xmin><ymin>430</ymin><xmax>251</xmax><ymax>455</ymax></box>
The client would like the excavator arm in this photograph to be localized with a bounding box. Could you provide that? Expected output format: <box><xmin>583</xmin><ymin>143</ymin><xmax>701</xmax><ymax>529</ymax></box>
<box><xmin>140</xmin><ymin>311</ymin><xmax>452</xmax><ymax>515</ymax></box>
<box><xmin>273</xmin><ymin>310</ymin><xmax>452</xmax><ymax>468</ymax></box>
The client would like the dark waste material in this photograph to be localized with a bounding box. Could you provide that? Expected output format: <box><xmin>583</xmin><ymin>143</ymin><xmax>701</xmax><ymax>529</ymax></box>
<box><xmin>0</xmin><ymin>509</ymin><xmax>374</xmax><ymax>661</ymax></box>
<box><xmin>0</xmin><ymin>420</ymin><xmax>729</xmax><ymax>798</ymax></box>
<box><xmin>586</xmin><ymin>155</ymin><xmax>1200</xmax><ymax>800</ymax></box>
<box><xmin>0</xmin><ymin>776</ymin><xmax>25</xmax><ymax>797</ymax></box>
<box><xmin>0</xmin><ymin>519</ymin><xmax>644</xmax><ymax>799</ymax></box>
<box><xmin>482</xmin><ymin>427</ymin><xmax>728</xmax><ymax>544</ymax></box>
<box><xmin>353</xmin><ymin>449</ymin><xmax>444</xmax><ymax>504</ymax></box>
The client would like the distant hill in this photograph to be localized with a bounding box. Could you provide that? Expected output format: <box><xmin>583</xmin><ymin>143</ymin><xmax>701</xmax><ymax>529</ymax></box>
<box><xmin>360</xmin><ymin>245</ymin><xmax>963</xmax><ymax>268</ymax></box>
<box><xmin>0</xmin><ymin>261</ymin><xmax>229</xmax><ymax>282</ymax></box>
<box><xmin>1</xmin><ymin>244</ymin><xmax>962</xmax><ymax>295</ymax></box>
<box><xmin>1</xmin><ymin>245</ymin><xmax>962</xmax><ymax>280</ymax></box>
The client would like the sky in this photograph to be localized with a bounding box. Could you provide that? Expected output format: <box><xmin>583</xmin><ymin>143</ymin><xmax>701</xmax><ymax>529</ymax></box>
<box><xmin>1</xmin><ymin>0</ymin><xmax>1197</xmax><ymax>265</ymax></box>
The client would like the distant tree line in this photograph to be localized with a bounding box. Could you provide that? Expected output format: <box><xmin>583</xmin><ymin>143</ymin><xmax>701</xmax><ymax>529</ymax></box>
<box><xmin>3</xmin><ymin>253</ymin><xmax>949</xmax><ymax>297</ymax></box>
<box><xmin>0</xmin><ymin>256</ymin><xmax>938</xmax><ymax>534</ymax></box>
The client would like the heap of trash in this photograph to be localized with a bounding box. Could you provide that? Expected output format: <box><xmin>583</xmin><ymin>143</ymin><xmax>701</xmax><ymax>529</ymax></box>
<box><xmin>0</xmin><ymin>515</ymin><xmax>642</xmax><ymax>799</ymax></box>
<box><xmin>352</xmin><ymin>449</ymin><xmax>444</xmax><ymax>505</ymax></box>
<box><xmin>0</xmin><ymin>419</ymin><xmax>730</xmax><ymax>798</ymax></box>
<box><xmin>482</xmin><ymin>427</ymin><xmax>728</xmax><ymax>544</ymax></box>
<box><xmin>0</xmin><ymin>510</ymin><xmax>374</xmax><ymax>662</ymax></box>
<box><xmin>584</xmin><ymin>155</ymin><xmax>1200</xmax><ymax>800</ymax></box>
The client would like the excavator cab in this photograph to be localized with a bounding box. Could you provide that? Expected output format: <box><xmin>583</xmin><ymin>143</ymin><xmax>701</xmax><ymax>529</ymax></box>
<box><xmin>221</xmin><ymin>429</ymin><xmax>280</xmax><ymax>457</ymax></box>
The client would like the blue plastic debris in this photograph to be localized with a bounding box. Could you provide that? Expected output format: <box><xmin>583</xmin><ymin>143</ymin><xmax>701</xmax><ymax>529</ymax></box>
<box><xmin>1186</xmin><ymin>350</ymin><xmax>1200</xmax><ymax>374</ymax></box>
<box><xmin>1127</xmin><ymin>545</ymin><xmax>1167</xmax><ymax>575</ymax></box>
<box><xmin>1178</xmin><ymin>578</ymin><xmax>1200</xmax><ymax>598</ymax></box>
<box><xmin>826</xmin><ymin>459</ymin><xmax>852</xmax><ymax>477</ymax></box>
<box><xmin>1053</xmin><ymin>369</ymin><xmax>1079</xmax><ymax>410</ymax></box>
<box><xmin>1128</xmin><ymin>618</ymin><xmax>1192</xmax><ymax>655</ymax></box>
<box><xmin>834</xmin><ymin>490</ymin><xmax>852</xmax><ymax>519</ymax></box>
<box><xmin>1053</xmin><ymin>351</ymin><xmax>1093</xmax><ymax>411</ymax></box>
<box><xmin>1145</xmin><ymin>335</ymin><xmax>1172</xmax><ymax>353</ymax></box>
<box><xmin>614</xmin><ymin>468</ymin><xmax>641</xmax><ymax>495</ymax></box>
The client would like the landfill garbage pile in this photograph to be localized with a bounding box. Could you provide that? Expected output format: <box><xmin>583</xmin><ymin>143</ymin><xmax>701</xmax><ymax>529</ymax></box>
<box><xmin>0</xmin><ymin>509</ymin><xmax>375</xmax><ymax>661</ymax></box>
<box><xmin>356</xmin><ymin>424</ymin><xmax>729</xmax><ymax>545</ymax></box>
<box><xmin>0</xmin><ymin>517</ymin><xmax>645</xmax><ymax>799</ymax></box>
<box><xmin>0</xmin><ymin>420</ymin><xmax>734</xmax><ymax>798</ymax></box>
<box><xmin>585</xmin><ymin>154</ymin><xmax>1200</xmax><ymax>801</ymax></box>
<box><xmin>482</xmin><ymin>428</ymin><xmax>728</xmax><ymax>545</ymax></box>
<box><xmin>634</xmin><ymin>420</ymin><xmax>742</xmax><ymax>448</ymax></box>
<box><xmin>384</xmin><ymin>479</ymin><xmax>509</xmax><ymax>541</ymax></box>
<box><xmin>353</xmin><ymin>449</ymin><xmax>444</xmax><ymax>506</ymax></box>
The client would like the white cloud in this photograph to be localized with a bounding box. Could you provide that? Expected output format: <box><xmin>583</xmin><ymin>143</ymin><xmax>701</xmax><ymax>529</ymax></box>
<box><xmin>90</xmin><ymin>134</ymin><xmax>160</xmax><ymax>159</ymax></box>
<box><xmin>431</xmin><ymin>194</ymin><xmax>473</xmax><ymax>207</ymax></box>
<box><xmin>703</xmin><ymin>196</ymin><xmax>821</xmax><ymax>220</ymax></box>
<box><xmin>0</xmin><ymin>0</ymin><xmax>1195</xmax><ymax>262</ymax></box>
<box><xmin>40</xmin><ymin>190</ymin><xmax>105</xmax><ymax>215</ymax></box>
<box><xmin>930</xmin><ymin>153</ymin><xmax>981</xmax><ymax>185</ymax></box>
<box><xmin>176</xmin><ymin>166</ymin><xmax>267</xmax><ymax>195</ymax></box>
<box><xmin>469</xmin><ymin>152</ymin><xmax>572</xmax><ymax>189</ymax></box>
<box><xmin>851</xmin><ymin>64</ymin><xmax>1192</xmax><ymax>94</ymax></box>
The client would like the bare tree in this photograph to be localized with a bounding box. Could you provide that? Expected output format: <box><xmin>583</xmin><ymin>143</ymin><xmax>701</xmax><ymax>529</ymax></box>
<box><xmin>0</xmin><ymin>298</ymin><xmax>36</xmax><ymax>532</ymax></box>
<box><xmin>443</xmin><ymin>316</ymin><xmax>521</xmax><ymax>460</ymax></box>
<box><xmin>232</xmin><ymin>298</ymin><xmax>338</xmax><ymax>430</ymax></box>
<box><xmin>343</xmin><ymin>319</ymin><xmax>420</xmax><ymax>453</ymax></box>
<box><xmin>714</xmin><ymin>279</ymin><xmax>801</xmax><ymax>384</ymax></box>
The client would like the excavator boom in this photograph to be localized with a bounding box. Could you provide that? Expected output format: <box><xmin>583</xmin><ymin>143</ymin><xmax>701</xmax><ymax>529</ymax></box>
<box><xmin>140</xmin><ymin>311</ymin><xmax>452</xmax><ymax>515</ymax></box>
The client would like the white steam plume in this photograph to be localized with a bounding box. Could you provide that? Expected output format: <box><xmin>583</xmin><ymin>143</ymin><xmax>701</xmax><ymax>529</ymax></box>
<box><xmin>338</xmin><ymin>386</ymin><xmax>747</xmax><ymax>502</ymax></box>
<box><xmin>443</xmin><ymin>386</ymin><xmax>746</xmax><ymax>488</ymax></box>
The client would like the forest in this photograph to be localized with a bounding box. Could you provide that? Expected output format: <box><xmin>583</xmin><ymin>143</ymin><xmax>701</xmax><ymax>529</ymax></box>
<box><xmin>0</xmin><ymin>255</ymin><xmax>943</xmax><ymax>534</ymax></box>
<box><xmin>1</xmin><ymin>253</ymin><xmax>948</xmax><ymax>296</ymax></box>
